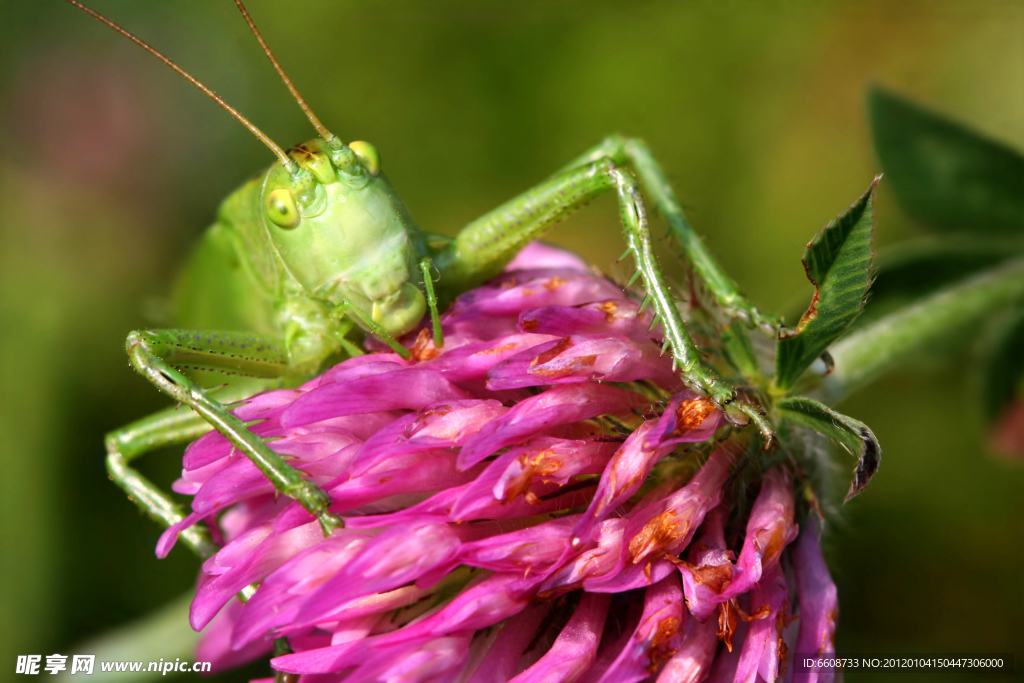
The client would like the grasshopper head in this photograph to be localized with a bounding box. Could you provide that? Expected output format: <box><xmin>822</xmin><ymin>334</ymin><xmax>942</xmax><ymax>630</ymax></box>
<box><xmin>64</xmin><ymin>0</ymin><xmax>426</xmax><ymax>338</ymax></box>
<box><xmin>260</xmin><ymin>138</ymin><xmax>426</xmax><ymax>337</ymax></box>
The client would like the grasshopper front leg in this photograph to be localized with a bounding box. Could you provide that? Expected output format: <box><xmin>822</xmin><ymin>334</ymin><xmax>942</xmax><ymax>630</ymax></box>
<box><xmin>436</xmin><ymin>157</ymin><xmax>737</xmax><ymax>408</ymax></box>
<box><xmin>114</xmin><ymin>329</ymin><xmax>343</xmax><ymax>542</ymax></box>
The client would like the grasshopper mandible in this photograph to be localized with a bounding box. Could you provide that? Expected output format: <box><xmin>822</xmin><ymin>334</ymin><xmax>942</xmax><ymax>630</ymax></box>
<box><xmin>67</xmin><ymin>0</ymin><xmax>778</xmax><ymax>555</ymax></box>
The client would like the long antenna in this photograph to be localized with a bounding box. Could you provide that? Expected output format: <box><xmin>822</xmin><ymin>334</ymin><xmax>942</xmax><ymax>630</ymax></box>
<box><xmin>233</xmin><ymin>0</ymin><xmax>340</xmax><ymax>147</ymax></box>
<box><xmin>64</xmin><ymin>0</ymin><xmax>297</xmax><ymax>172</ymax></box>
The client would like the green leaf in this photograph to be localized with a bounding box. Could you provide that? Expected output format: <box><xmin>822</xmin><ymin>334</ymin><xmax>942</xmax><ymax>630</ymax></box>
<box><xmin>870</xmin><ymin>87</ymin><xmax>1024</xmax><ymax>234</ymax></box>
<box><xmin>776</xmin><ymin>396</ymin><xmax>881</xmax><ymax>500</ymax></box>
<box><xmin>775</xmin><ymin>179</ymin><xmax>878</xmax><ymax>390</ymax></box>
<box><xmin>979</xmin><ymin>307</ymin><xmax>1024</xmax><ymax>424</ymax></box>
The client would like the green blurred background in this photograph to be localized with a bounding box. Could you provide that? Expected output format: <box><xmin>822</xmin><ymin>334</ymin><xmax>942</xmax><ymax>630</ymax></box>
<box><xmin>0</xmin><ymin>0</ymin><xmax>1021</xmax><ymax>680</ymax></box>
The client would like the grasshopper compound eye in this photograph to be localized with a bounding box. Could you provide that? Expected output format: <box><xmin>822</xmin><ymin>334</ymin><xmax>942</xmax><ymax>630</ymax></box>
<box><xmin>266</xmin><ymin>187</ymin><xmax>301</xmax><ymax>228</ymax></box>
<box><xmin>348</xmin><ymin>141</ymin><xmax>380</xmax><ymax>176</ymax></box>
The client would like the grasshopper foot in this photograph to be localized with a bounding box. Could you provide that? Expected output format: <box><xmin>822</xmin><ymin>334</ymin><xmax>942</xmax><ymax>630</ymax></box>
<box><xmin>285</xmin><ymin>480</ymin><xmax>344</xmax><ymax>534</ymax></box>
<box><xmin>680</xmin><ymin>365</ymin><xmax>776</xmax><ymax>445</ymax></box>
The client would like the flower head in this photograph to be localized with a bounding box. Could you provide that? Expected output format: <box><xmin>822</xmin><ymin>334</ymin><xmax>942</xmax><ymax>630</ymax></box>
<box><xmin>163</xmin><ymin>243</ymin><xmax>837</xmax><ymax>682</ymax></box>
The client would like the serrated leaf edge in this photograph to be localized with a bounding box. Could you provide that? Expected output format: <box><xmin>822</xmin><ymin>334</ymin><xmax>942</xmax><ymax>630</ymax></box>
<box><xmin>775</xmin><ymin>177</ymin><xmax>880</xmax><ymax>390</ymax></box>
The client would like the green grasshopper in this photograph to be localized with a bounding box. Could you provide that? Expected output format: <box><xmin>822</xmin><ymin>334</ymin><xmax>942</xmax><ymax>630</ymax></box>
<box><xmin>68</xmin><ymin>0</ymin><xmax>779</xmax><ymax>556</ymax></box>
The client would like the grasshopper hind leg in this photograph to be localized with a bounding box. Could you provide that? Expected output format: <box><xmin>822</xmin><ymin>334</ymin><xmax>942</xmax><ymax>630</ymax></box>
<box><xmin>435</xmin><ymin>150</ymin><xmax>773</xmax><ymax>440</ymax></box>
<box><xmin>437</xmin><ymin>158</ymin><xmax>729</xmax><ymax>400</ymax></box>
<box><xmin>562</xmin><ymin>135</ymin><xmax>783</xmax><ymax>334</ymax></box>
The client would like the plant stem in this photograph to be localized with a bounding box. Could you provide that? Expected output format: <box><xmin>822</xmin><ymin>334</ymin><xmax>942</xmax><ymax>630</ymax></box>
<box><xmin>822</xmin><ymin>258</ymin><xmax>1024</xmax><ymax>403</ymax></box>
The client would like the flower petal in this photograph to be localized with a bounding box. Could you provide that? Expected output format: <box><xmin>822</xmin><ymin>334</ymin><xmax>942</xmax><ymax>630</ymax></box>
<box><xmin>457</xmin><ymin>384</ymin><xmax>648</xmax><ymax>470</ymax></box>
<box><xmin>573</xmin><ymin>393</ymin><xmax>720</xmax><ymax>547</ymax></box>
<box><xmin>723</xmin><ymin>468</ymin><xmax>799</xmax><ymax>600</ymax></box>
<box><xmin>734</xmin><ymin>564</ymin><xmax>790</xmax><ymax>683</ymax></box>
<box><xmin>654</xmin><ymin>610</ymin><xmax>719</xmax><ymax>683</ymax></box>
<box><xmin>505</xmin><ymin>242</ymin><xmax>590</xmax><ymax>272</ymax></box>
<box><xmin>793</xmin><ymin>517</ymin><xmax>839</xmax><ymax>683</ymax></box>
<box><xmin>423</xmin><ymin>334</ymin><xmax>559</xmax><ymax>385</ymax></box>
<box><xmin>517</xmin><ymin>300</ymin><xmax>653</xmax><ymax>340</ymax></box>
<box><xmin>464</xmin><ymin>603</ymin><xmax>552</xmax><ymax>683</ymax></box>
<box><xmin>274</xmin><ymin>574</ymin><xmax>526</xmax><ymax>674</ymax></box>
<box><xmin>622</xmin><ymin>445</ymin><xmax>736</xmax><ymax>568</ymax></box>
<box><xmin>681</xmin><ymin>467</ymin><xmax>798</xmax><ymax>621</ymax></box>
<box><xmin>345</xmin><ymin>478</ymin><xmax>596</xmax><ymax>530</ymax></box>
<box><xmin>592</xmin><ymin>573</ymin><xmax>685</xmax><ymax>683</ymax></box>
<box><xmin>458</xmin><ymin>515</ymin><xmax>580</xmax><ymax>574</ymax></box>
<box><xmin>445</xmin><ymin>272</ymin><xmax>625</xmax><ymax>337</ymax></box>
<box><xmin>340</xmin><ymin>635</ymin><xmax>472</xmax><ymax>683</ymax></box>
<box><xmin>508</xmin><ymin>593</ymin><xmax>612</xmax><ymax>683</ymax></box>
<box><xmin>294</xmin><ymin>521</ymin><xmax>463</xmax><ymax>626</ymax></box>
<box><xmin>532</xmin><ymin>518</ymin><xmax>627</xmax><ymax>597</ymax></box>
<box><xmin>231</xmin><ymin>531</ymin><xmax>375</xmax><ymax>649</ymax></box>
<box><xmin>581</xmin><ymin>446</ymin><xmax>735</xmax><ymax>594</ymax></box>
<box><xmin>486</xmin><ymin>334</ymin><xmax>677</xmax><ymax>390</ymax></box>
<box><xmin>348</xmin><ymin>399</ymin><xmax>507</xmax><ymax>476</ymax></box>
<box><xmin>282</xmin><ymin>367</ymin><xmax>471</xmax><ymax>428</ymax></box>
<box><xmin>190</xmin><ymin>521</ymin><xmax>326</xmax><ymax>631</ymax></box>
<box><xmin>452</xmin><ymin>436</ymin><xmax>617</xmax><ymax>521</ymax></box>
<box><xmin>195</xmin><ymin>598</ymin><xmax>273</xmax><ymax>673</ymax></box>
<box><xmin>677</xmin><ymin>505</ymin><xmax>736</xmax><ymax>621</ymax></box>
<box><xmin>327</xmin><ymin>449</ymin><xmax>478</xmax><ymax>513</ymax></box>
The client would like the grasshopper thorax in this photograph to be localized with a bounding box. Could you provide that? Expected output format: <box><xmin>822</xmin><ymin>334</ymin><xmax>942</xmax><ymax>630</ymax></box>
<box><xmin>261</xmin><ymin>138</ymin><xmax>426</xmax><ymax>337</ymax></box>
